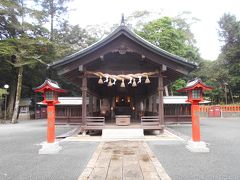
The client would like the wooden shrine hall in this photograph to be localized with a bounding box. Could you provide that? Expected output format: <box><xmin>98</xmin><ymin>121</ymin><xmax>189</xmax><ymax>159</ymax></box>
<box><xmin>50</xmin><ymin>22</ymin><xmax>197</xmax><ymax>132</ymax></box>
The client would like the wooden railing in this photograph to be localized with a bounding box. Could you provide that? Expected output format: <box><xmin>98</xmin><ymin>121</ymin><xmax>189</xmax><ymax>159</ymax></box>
<box><xmin>141</xmin><ymin>116</ymin><xmax>162</xmax><ymax>129</ymax></box>
<box><xmin>200</xmin><ymin>105</ymin><xmax>240</xmax><ymax>112</ymax></box>
<box><xmin>84</xmin><ymin>116</ymin><xmax>105</xmax><ymax>130</ymax></box>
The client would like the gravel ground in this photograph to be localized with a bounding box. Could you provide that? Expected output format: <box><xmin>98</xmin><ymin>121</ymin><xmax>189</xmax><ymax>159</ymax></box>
<box><xmin>148</xmin><ymin>118</ymin><xmax>240</xmax><ymax>180</ymax></box>
<box><xmin>1</xmin><ymin>118</ymin><xmax>240</xmax><ymax>180</ymax></box>
<box><xmin>0</xmin><ymin>120</ymin><xmax>98</xmax><ymax>180</ymax></box>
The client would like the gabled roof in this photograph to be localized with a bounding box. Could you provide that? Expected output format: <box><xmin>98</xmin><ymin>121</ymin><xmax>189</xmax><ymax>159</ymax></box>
<box><xmin>50</xmin><ymin>24</ymin><xmax>197</xmax><ymax>70</ymax></box>
<box><xmin>33</xmin><ymin>79</ymin><xmax>65</xmax><ymax>93</ymax></box>
<box><xmin>178</xmin><ymin>78</ymin><xmax>213</xmax><ymax>92</ymax></box>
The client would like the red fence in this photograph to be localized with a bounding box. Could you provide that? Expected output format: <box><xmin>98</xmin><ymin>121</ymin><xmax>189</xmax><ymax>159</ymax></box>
<box><xmin>200</xmin><ymin>105</ymin><xmax>240</xmax><ymax>117</ymax></box>
<box><xmin>200</xmin><ymin>105</ymin><xmax>240</xmax><ymax>112</ymax></box>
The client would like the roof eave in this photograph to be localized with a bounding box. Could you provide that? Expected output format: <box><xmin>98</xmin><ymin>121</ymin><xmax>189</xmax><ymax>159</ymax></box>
<box><xmin>50</xmin><ymin>25</ymin><xmax>197</xmax><ymax>71</ymax></box>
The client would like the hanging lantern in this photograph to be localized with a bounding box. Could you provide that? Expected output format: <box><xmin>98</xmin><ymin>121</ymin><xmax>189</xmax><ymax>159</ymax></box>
<box><xmin>98</xmin><ymin>76</ymin><xmax>103</xmax><ymax>84</ymax></box>
<box><xmin>145</xmin><ymin>76</ymin><xmax>150</xmax><ymax>84</ymax></box>
<box><xmin>120</xmin><ymin>79</ymin><xmax>125</xmax><ymax>87</ymax></box>
<box><xmin>108</xmin><ymin>79</ymin><xmax>113</xmax><ymax>86</ymax></box>
<box><xmin>132</xmin><ymin>78</ymin><xmax>137</xmax><ymax>87</ymax></box>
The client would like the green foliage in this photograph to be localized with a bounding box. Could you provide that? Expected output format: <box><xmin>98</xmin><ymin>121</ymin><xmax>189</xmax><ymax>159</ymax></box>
<box><xmin>0</xmin><ymin>0</ymin><xmax>22</xmax><ymax>39</ymax></box>
<box><xmin>170</xmin><ymin>79</ymin><xmax>187</xmax><ymax>95</ymax></box>
<box><xmin>217</xmin><ymin>13</ymin><xmax>240</xmax><ymax>103</ymax></box>
<box><xmin>0</xmin><ymin>36</ymin><xmax>52</xmax><ymax>67</ymax></box>
<box><xmin>53</xmin><ymin>21</ymin><xmax>98</xmax><ymax>58</ymax></box>
<box><xmin>136</xmin><ymin>16</ymin><xmax>200</xmax><ymax>62</ymax></box>
<box><xmin>34</xmin><ymin>0</ymin><xmax>72</xmax><ymax>40</ymax></box>
<box><xmin>136</xmin><ymin>15</ymin><xmax>201</xmax><ymax>96</ymax></box>
<box><xmin>0</xmin><ymin>88</ymin><xmax>8</xmax><ymax>97</ymax></box>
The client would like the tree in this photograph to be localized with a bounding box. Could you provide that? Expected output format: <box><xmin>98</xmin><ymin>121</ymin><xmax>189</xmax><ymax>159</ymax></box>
<box><xmin>53</xmin><ymin>21</ymin><xmax>98</xmax><ymax>58</ymax></box>
<box><xmin>136</xmin><ymin>16</ymin><xmax>200</xmax><ymax>62</ymax></box>
<box><xmin>136</xmin><ymin>16</ymin><xmax>200</xmax><ymax>95</ymax></box>
<box><xmin>170</xmin><ymin>79</ymin><xmax>187</xmax><ymax>96</ymax></box>
<box><xmin>34</xmin><ymin>0</ymin><xmax>72</xmax><ymax>41</ymax></box>
<box><xmin>0</xmin><ymin>0</ymin><xmax>22</xmax><ymax>39</ymax></box>
<box><xmin>0</xmin><ymin>0</ymin><xmax>53</xmax><ymax>122</ymax></box>
<box><xmin>218</xmin><ymin>13</ymin><xmax>240</xmax><ymax>103</ymax></box>
<box><xmin>0</xmin><ymin>37</ymin><xmax>52</xmax><ymax>123</ymax></box>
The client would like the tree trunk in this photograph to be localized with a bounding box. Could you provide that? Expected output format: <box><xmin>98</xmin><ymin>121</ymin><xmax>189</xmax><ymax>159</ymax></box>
<box><xmin>50</xmin><ymin>0</ymin><xmax>54</xmax><ymax>41</ymax></box>
<box><xmin>230</xmin><ymin>89</ymin><xmax>234</xmax><ymax>104</ymax></box>
<box><xmin>11</xmin><ymin>66</ymin><xmax>23</xmax><ymax>123</ymax></box>
<box><xmin>7</xmin><ymin>78</ymin><xmax>17</xmax><ymax>119</ymax></box>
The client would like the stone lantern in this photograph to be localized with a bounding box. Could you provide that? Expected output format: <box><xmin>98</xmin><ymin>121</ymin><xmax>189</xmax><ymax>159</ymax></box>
<box><xmin>34</xmin><ymin>79</ymin><xmax>65</xmax><ymax>154</ymax></box>
<box><xmin>178</xmin><ymin>78</ymin><xmax>213</xmax><ymax>152</ymax></box>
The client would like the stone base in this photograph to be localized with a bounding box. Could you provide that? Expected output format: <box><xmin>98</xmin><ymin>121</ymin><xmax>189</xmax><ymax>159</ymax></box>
<box><xmin>39</xmin><ymin>142</ymin><xmax>62</xmax><ymax>154</ymax></box>
<box><xmin>186</xmin><ymin>140</ymin><xmax>209</xmax><ymax>153</ymax></box>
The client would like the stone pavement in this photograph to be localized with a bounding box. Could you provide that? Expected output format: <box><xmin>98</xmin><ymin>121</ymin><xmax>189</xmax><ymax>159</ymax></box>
<box><xmin>78</xmin><ymin>141</ymin><xmax>171</xmax><ymax>180</ymax></box>
<box><xmin>63</xmin><ymin>129</ymin><xmax>183</xmax><ymax>142</ymax></box>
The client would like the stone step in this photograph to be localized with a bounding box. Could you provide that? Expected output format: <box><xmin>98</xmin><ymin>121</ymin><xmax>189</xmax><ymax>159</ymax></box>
<box><xmin>102</xmin><ymin>128</ymin><xmax>144</xmax><ymax>139</ymax></box>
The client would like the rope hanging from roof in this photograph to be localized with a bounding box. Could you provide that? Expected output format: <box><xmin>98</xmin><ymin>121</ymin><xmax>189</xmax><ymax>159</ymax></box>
<box><xmin>87</xmin><ymin>71</ymin><xmax>157</xmax><ymax>87</ymax></box>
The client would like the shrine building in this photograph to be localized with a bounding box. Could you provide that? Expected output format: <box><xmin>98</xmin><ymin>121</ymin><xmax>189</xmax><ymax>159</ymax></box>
<box><xmin>49</xmin><ymin>22</ymin><xmax>197</xmax><ymax>132</ymax></box>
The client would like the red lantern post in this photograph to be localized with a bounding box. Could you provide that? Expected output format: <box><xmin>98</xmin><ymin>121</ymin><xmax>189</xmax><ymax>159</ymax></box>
<box><xmin>178</xmin><ymin>78</ymin><xmax>213</xmax><ymax>152</ymax></box>
<box><xmin>34</xmin><ymin>79</ymin><xmax>65</xmax><ymax>154</ymax></box>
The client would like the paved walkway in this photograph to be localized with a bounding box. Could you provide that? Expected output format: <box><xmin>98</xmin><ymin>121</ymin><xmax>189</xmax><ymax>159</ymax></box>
<box><xmin>64</xmin><ymin>129</ymin><xmax>183</xmax><ymax>142</ymax></box>
<box><xmin>78</xmin><ymin>141</ymin><xmax>171</xmax><ymax>180</ymax></box>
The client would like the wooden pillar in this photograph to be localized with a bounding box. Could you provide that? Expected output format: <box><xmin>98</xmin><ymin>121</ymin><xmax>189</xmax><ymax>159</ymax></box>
<box><xmin>149</xmin><ymin>96</ymin><xmax>152</xmax><ymax>112</ymax></box>
<box><xmin>92</xmin><ymin>96</ymin><xmax>96</xmax><ymax>112</ymax></box>
<box><xmin>158</xmin><ymin>72</ymin><xmax>164</xmax><ymax>128</ymax></box>
<box><xmin>153</xmin><ymin>94</ymin><xmax>157</xmax><ymax>114</ymax></box>
<box><xmin>82</xmin><ymin>74</ymin><xmax>87</xmax><ymax>125</ymax></box>
<box><xmin>89</xmin><ymin>95</ymin><xmax>93</xmax><ymax>116</ymax></box>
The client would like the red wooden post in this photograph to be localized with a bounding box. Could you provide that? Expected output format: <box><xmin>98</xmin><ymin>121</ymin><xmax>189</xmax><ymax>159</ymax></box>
<box><xmin>191</xmin><ymin>101</ymin><xmax>200</xmax><ymax>142</ymax></box>
<box><xmin>47</xmin><ymin>103</ymin><xmax>55</xmax><ymax>143</ymax></box>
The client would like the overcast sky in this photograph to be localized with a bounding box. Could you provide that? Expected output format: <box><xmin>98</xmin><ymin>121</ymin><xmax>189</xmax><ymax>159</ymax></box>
<box><xmin>67</xmin><ymin>0</ymin><xmax>240</xmax><ymax>60</ymax></box>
